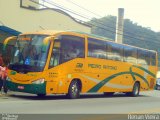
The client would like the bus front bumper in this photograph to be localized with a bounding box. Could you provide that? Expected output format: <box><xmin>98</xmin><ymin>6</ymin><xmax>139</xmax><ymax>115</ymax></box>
<box><xmin>6</xmin><ymin>81</ymin><xmax>46</xmax><ymax>94</ymax></box>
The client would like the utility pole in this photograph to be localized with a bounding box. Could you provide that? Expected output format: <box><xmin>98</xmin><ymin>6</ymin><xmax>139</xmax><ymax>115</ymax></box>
<box><xmin>115</xmin><ymin>8</ymin><xmax>124</xmax><ymax>43</ymax></box>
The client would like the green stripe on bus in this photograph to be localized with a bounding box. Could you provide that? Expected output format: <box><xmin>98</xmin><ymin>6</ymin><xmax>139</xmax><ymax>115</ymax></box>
<box><xmin>88</xmin><ymin>71</ymin><xmax>131</xmax><ymax>92</ymax></box>
<box><xmin>132</xmin><ymin>65</ymin><xmax>155</xmax><ymax>77</ymax></box>
<box><xmin>88</xmin><ymin>65</ymin><xmax>154</xmax><ymax>92</ymax></box>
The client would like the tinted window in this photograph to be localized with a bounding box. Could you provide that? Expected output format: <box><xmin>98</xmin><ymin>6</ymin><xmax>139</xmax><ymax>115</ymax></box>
<box><xmin>124</xmin><ymin>46</ymin><xmax>137</xmax><ymax>63</ymax></box>
<box><xmin>88</xmin><ymin>38</ymin><xmax>106</xmax><ymax>59</ymax></box>
<box><xmin>137</xmin><ymin>49</ymin><xmax>150</xmax><ymax>65</ymax></box>
<box><xmin>150</xmin><ymin>52</ymin><xmax>156</xmax><ymax>66</ymax></box>
<box><xmin>146</xmin><ymin>52</ymin><xmax>150</xmax><ymax>65</ymax></box>
<box><xmin>106</xmin><ymin>42</ymin><xmax>123</xmax><ymax>61</ymax></box>
<box><xmin>60</xmin><ymin>35</ymin><xmax>85</xmax><ymax>63</ymax></box>
<box><xmin>49</xmin><ymin>40</ymin><xmax>61</xmax><ymax>68</ymax></box>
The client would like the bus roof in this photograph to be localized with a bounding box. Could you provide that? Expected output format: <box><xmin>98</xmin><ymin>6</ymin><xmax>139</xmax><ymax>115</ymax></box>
<box><xmin>20</xmin><ymin>30</ymin><xmax>112</xmax><ymax>40</ymax></box>
<box><xmin>20</xmin><ymin>30</ymin><xmax>65</xmax><ymax>36</ymax></box>
<box><xmin>69</xmin><ymin>31</ymin><xmax>157</xmax><ymax>53</ymax></box>
<box><xmin>20</xmin><ymin>30</ymin><xmax>156</xmax><ymax>53</ymax></box>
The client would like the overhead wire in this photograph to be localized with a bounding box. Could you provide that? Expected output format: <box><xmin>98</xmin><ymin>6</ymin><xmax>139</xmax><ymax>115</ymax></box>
<box><xmin>30</xmin><ymin>0</ymin><xmax>160</xmax><ymax>46</ymax></box>
<box><xmin>65</xmin><ymin>0</ymin><xmax>102</xmax><ymax>18</ymax></box>
<box><xmin>65</xmin><ymin>0</ymin><xmax>159</xmax><ymax>40</ymax></box>
<box><xmin>42</xmin><ymin>0</ymin><xmax>160</xmax><ymax>44</ymax></box>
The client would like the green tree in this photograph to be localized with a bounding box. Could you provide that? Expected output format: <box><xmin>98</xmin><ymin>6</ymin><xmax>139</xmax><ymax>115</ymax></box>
<box><xmin>88</xmin><ymin>15</ymin><xmax>160</xmax><ymax>66</ymax></box>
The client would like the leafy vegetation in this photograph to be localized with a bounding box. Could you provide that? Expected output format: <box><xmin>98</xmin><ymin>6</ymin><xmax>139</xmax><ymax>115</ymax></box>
<box><xmin>88</xmin><ymin>15</ymin><xmax>160</xmax><ymax>66</ymax></box>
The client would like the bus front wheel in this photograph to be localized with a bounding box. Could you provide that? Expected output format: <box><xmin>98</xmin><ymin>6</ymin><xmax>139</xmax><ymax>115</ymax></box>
<box><xmin>126</xmin><ymin>82</ymin><xmax>140</xmax><ymax>97</ymax></box>
<box><xmin>67</xmin><ymin>80</ymin><xmax>80</xmax><ymax>99</ymax></box>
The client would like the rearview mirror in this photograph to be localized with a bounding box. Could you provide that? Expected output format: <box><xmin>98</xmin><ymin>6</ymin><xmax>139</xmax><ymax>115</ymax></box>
<box><xmin>3</xmin><ymin>36</ymin><xmax>17</xmax><ymax>51</ymax></box>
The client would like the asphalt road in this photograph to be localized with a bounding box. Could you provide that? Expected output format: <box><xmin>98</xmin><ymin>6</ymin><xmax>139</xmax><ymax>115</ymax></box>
<box><xmin>1</xmin><ymin>90</ymin><xmax>160</xmax><ymax>120</ymax></box>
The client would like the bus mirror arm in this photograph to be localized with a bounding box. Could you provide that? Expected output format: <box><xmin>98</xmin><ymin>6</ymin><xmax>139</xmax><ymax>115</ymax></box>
<box><xmin>3</xmin><ymin>36</ymin><xmax>17</xmax><ymax>51</ymax></box>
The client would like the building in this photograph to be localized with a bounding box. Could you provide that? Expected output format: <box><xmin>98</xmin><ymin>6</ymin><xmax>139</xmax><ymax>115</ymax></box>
<box><xmin>0</xmin><ymin>0</ymin><xmax>91</xmax><ymax>44</ymax></box>
<box><xmin>0</xmin><ymin>0</ymin><xmax>91</xmax><ymax>64</ymax></box>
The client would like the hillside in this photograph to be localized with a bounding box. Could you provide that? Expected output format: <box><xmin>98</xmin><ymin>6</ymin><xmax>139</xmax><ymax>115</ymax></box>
<box><xmin>88</xmin><ymin>15</ymin><xmax>160</xmax><ymax>65</ymax></box>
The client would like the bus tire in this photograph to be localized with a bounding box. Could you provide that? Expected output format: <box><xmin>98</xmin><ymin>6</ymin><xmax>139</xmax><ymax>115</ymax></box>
<box><xmin>67</xmin><ymin>80</ymin><xmax>80</xmax><ymax>99</ymax></box>
<box><xmin>104</xmin><ymin>92</ymin><xmax>114</xmax><ymax>96</ymax></box>
<box><xmin>126</xmin><ymin>82</ymin><xmax>140</xmax><ymax>97</ymax></box>
<box><xmin>37</xmin><ymin>94</ymin><xmax>46</xmax><ymax>98</ymax></box>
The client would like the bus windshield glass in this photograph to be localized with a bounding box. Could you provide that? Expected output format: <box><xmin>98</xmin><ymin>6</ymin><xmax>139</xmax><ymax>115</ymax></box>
<box><xmin>9</xmin><ymin>34</ymin><xmax>50</xmax><ymax>73</ymax></box>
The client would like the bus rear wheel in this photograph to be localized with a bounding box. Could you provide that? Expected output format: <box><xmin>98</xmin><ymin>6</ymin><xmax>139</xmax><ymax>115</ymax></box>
<box><xmin>126</xmin><ymin>82</ymin><xmax>140</xmax><ymax>97</ymax></box>
<box><xmin>67</xmin><ymin>80</ymin><xmax>80</xmax><ymax>99</ymax></box>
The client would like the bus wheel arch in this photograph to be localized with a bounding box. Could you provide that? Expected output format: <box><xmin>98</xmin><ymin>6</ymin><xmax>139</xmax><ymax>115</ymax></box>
<box><xmin>126</xmin><ymin>81</ymin><xmax>140</xmax><ymax>97</ymax></box>
<box><xmin>67</xmin><ymin>79</ymin><xmax>82</xmax><ymax>99</ymax></box>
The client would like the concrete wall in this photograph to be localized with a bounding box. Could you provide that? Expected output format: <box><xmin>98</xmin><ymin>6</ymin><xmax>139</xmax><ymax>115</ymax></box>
<box><xmin>0</xmin><ymin>0</ymin><xmax>91</xmax><ymax>33</ymax></box>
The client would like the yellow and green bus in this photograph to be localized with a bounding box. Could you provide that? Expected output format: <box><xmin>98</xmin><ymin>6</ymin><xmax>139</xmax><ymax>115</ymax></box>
<box><xmin>5</xmin><ymin>30</ymin><xmax>158</xmax><ymax>99</ymax></box>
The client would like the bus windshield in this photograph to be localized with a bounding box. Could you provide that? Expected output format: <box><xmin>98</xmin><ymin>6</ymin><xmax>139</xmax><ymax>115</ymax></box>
<box><xmin>9</xmin><ymin>35</ymin><xmax>50</xmax><ymax>73</ymax></box>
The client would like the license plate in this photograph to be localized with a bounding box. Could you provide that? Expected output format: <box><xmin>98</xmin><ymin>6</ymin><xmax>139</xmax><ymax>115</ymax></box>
<box><xmin>18</xmin><ymin>86</ymin><xmax>24</xmax><ymax>90</ymax></box>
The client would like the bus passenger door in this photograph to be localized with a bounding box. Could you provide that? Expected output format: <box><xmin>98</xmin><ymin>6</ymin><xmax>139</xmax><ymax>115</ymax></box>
<box><xmin>45</xmin><ymin>37</ymin><xmax>60</xmax><ymax>94</ymax></box>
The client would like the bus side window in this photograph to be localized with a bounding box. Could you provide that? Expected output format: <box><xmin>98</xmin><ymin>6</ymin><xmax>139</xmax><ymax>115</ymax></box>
<box><xmin>49</xmin><ymin>41</ymin><xmax>60</xmax><ymax>68</ymax></box>
<box><xmin>60</xmin><ymin>35</ymin><xmax>85</xmax><ymax>63</ymax></box>
<box><xmin>88</xmin><ymin>38</ymin><xmax>106</xmax><ymax>59</ymax></box>
<box><xmin>150</xmin><ymin>52</ymin><xmax>156</xmax><ymax>66</ymax></box>
<box><xmin>49</xmin><ymin>49</ymin><xmax>59</xmax><ymax>67</ymax></box>
<box><xmin>137</xmin><ymin>49</ymin><xmax>149</xmax><ymax>65</ymax></box>
<box><xmin>106</xmin><ymin>42</ymin><xmax>123</xmax><ymax>61</ymax></box>
<box><xmin>124</xmin><ymin>46</ymin><xmax>137</xmax><ymax>64</ymax></box>
<box><xmin>145</xmin><ymin>52</ymin><xmax>150</xmax><ymax>65</ymax></box>
<box><xmin>106</xmin><ymin>43</ymin><xmax>112</xmax><ymax>60</ymax></box>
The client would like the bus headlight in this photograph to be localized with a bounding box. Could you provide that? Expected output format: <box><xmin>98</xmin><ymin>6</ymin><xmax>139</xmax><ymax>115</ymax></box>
<box><xmin>6</xmin><ymin>77</ymin><xmax>11</xmax><ymax>81</ymax></box>
<box><xmin>32</xmin><ymin>78</ymin><xmax>45</xmax><ymax>84</ymax></box>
